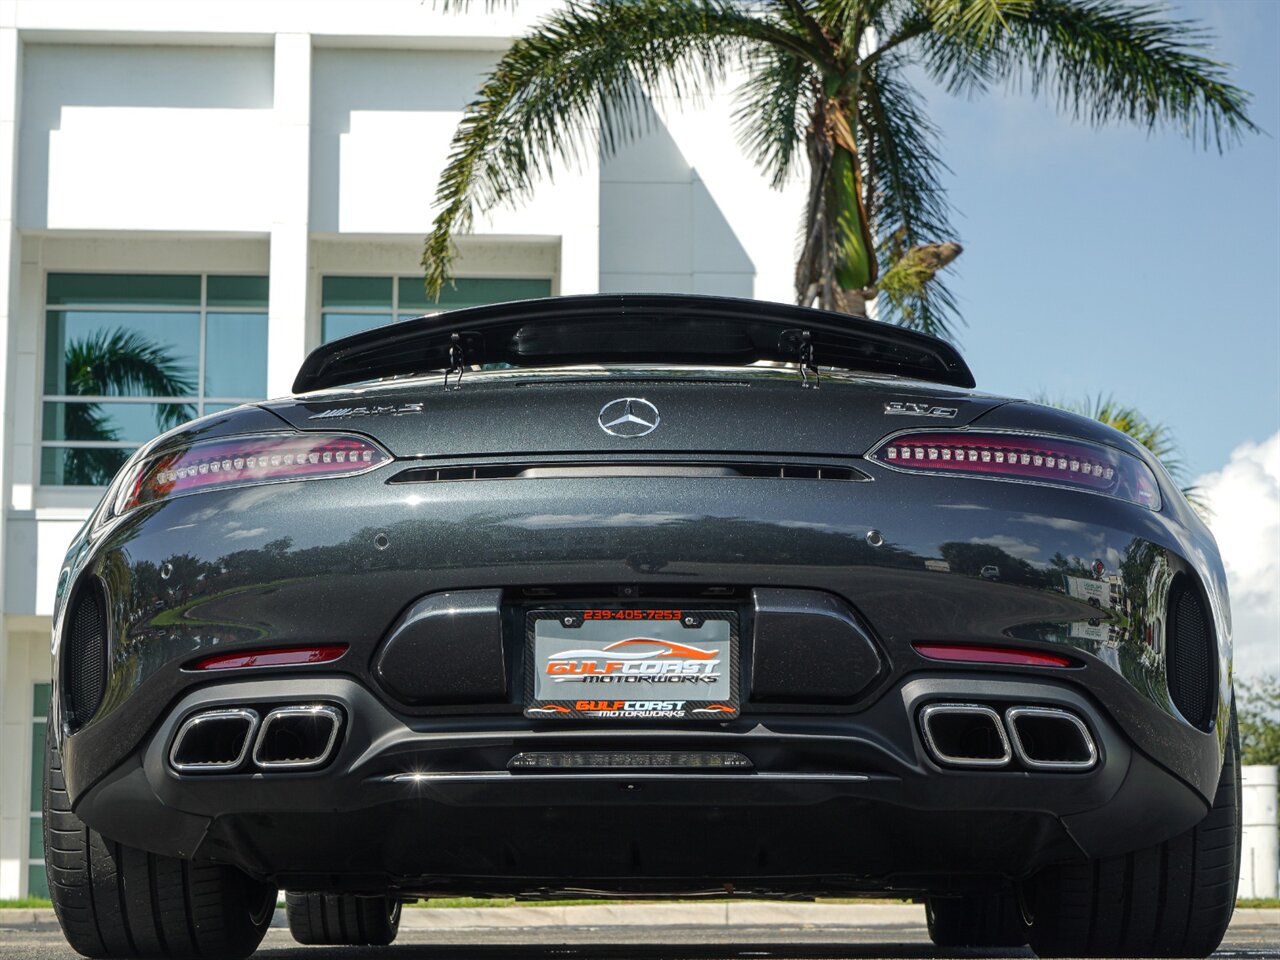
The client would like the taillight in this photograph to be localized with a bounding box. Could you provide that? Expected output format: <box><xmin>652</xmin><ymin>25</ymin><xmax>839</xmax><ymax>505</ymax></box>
<box><xmin>117</xmin><ymin>433</ymin><xmax>390</xmax><ymax>514</ymax></box>
<box><xmin>870</xmin><ymin>431</ymin><xmax>1161</xmax><ymax>509</ymax></box>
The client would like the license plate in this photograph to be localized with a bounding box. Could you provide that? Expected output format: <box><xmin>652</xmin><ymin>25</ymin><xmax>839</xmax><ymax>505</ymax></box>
<box><xmin>524</xmin><ymin>608</ymin><xmax>739</xmax><ymax>720</ymax></box>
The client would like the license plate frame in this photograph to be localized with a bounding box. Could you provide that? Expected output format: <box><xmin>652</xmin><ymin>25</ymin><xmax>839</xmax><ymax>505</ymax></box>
<box><xmin>523</xmin><ymin>607</ymin><xmax>740</xmax><ymax>720</ymax></box>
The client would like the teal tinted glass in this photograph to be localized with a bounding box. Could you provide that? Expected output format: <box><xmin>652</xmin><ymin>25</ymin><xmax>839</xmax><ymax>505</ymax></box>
<box><xmin>398</xmin><ymin>276</ymin><xmax>551</xmax><ymax>313</ymax></box>
<box><xmin>32</xmin><ymin>683</ymin><xmax>51</xmax><ymax>719</ymax></box>
<box><xmin>43</xmin><ymin>401</ymin><xmax>196</xmax><ymax>443</ymax></box>
<box><xmin>321</xmin><ymin>276</ymin><xmax>393</xmax><ymax>309</ymax></box>
<box><xmin>44</xmin><ymin>310</ymin><xmax>199</xmax><ymax>396</ymax></box>
<box><xmin>202</xmin><ymin>402</ymin><xmax>241</xmax><ymax>416</ymax></box>
<box><xmin>205</xmin><ymin>313</ymin><xmax>268</xmax><ymax>398</ymax></box>
<box><xmin>322</xmin><ymin>312</ymin><xmax>394</xmax><ymax>343</ymax></box>
<box><xmin>206</xmin><ymin>275</ymin><xmax>268</xmax><ymax>308</ymax></box>
<box><xmin>47</xmin><ymin>274</ymin><xmax>200</xmax><ymax>306</ymax></box>
<box><xmin>28</xmin><ymin>865</ymin><xmax>49</xmax><ymax>900</ymax></box>
<box><xmin>41</xmin><ymin>447</ymin><xmax>134</xmax><ymax>487</ymax></box>
<box><xmin>30</xmin><ymin>720</ymin><xmax>46</xmax><ymax>812</ymax></box>
<box><xmin>29</xmin><ymin>818</ymin><xmax>43</xmax><ymax>860</ymax></box>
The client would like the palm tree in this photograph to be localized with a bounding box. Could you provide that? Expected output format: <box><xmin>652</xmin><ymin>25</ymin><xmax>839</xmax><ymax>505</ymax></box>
<box><xmin>1047</xmin><ymin>393</ymin><xmax>1205</xmax><ymax>513</ymax></box>
<box><xmin>58</xmin><ymin>330</ymin><xmax>196</xmax><ymax>485</ymax></box>
<box><xmin>422</xmin><ymin>0</ymin><xmax>1254</xmax><ymax>337</ymax></box>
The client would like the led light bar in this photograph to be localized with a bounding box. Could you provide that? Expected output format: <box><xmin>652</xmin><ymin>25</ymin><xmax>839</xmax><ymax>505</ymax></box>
<box><xmin>871</xmin><ymin>431</ymin><xmax>1160</xmax><ymax>509</ymax></box>
<box><xmin>118</xmin><ymin>433</ymin><xmax>391</xmax><ymax>514</ymax></box>
<box><xmin>912</xmin><ymin>642</ymin><xmax>1074</xmax><ymax>668</ymax></box>
<box><xmin>191</xmin><ymin>645</ymin><xmax>349</xmax><ymax>671</ymax></box>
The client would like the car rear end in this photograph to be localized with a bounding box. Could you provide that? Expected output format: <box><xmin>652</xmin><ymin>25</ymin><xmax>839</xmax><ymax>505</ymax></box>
<box><xmin>46</xmin><ymin>295</ymin><xmax>1236</xmax><ymax>958</ymax></box>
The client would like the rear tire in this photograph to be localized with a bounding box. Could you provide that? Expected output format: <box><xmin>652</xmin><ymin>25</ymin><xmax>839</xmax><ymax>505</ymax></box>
<box><xmin>1025</xmin><ymin>707</ymin><xmax>1241</xmax><ymax>958</ymax></box>
<box><xmin>43</xmin><ymin>737</ymin><xmax>275</xmax><ymax>960</ymax></box>
<box><xmin>926</xmin><ymin>892</ymin><xmax>1028</xmax><ymax>947</ymax></box>
<box><xmin>284</xmin><ymin>891</ymin><xmax>401</xmax><ymax>946</ymax></box>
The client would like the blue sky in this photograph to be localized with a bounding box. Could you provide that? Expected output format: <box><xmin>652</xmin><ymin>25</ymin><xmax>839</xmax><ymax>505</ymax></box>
<box><xmin>911</xmin><ymin>0</ymin><xmax>1278</xmax><ymax>482</ymax></box>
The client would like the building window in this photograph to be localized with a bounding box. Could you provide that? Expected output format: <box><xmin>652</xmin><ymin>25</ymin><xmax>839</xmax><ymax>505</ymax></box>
<box><xmin>321</xmin><ymin>276</ymin><xmax>552</xmax><ymax>343</ymax></box>
<box><xmin>29</xmin><ymin>683</ymin><xmax>51</xmax><ymax>899</ymax></box>
<box><xmin>42</xmin><ymin>273</ymin><xmax>269</xmax><ymax>487</ymax></box>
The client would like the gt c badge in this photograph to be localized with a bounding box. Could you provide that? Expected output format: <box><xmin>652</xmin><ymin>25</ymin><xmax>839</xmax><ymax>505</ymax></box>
<box><xmin>598</xmin><ymin>398</ymin><xmax>660</xmax><ymax>437</ymax></box>
<box><xmin>884</xmin><ymin>401</ymin><xmax>958</xmax><ymax>418</ymax></box>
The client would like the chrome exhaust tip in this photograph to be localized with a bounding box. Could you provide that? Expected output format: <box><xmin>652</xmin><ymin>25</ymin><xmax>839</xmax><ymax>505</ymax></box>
<box><xmin>1005</xmin><ymin>706</ymin><xmax>1098</xmax><ymax>771</ymax></box>
<box><xmin>919</xmin><ymin>703</ymin><xmax>1012</xmax><ymax>768</ymax></box>
<box><xmin>170</xmin><ymin>708</ymin><xmax>259</xmax><ymax>772</ymax></box>
<box><xmin>252</xmin><ymin>705</ymin><xmax>343</xmax><ymax>770</ymax></box>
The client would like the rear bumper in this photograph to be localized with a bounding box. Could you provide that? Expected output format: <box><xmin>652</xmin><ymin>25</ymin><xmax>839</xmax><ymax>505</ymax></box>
<box><xmin>73</xmin><ymin>672</ymin><xmax>1210</xmax><ymax>896</ymax></box>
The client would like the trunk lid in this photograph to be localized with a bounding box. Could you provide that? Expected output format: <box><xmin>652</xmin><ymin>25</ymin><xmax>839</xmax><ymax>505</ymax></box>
<box><xmin>262</xmin><ymin>369</ymin><xmax>1008</xmax><ymax>459</ymax></box>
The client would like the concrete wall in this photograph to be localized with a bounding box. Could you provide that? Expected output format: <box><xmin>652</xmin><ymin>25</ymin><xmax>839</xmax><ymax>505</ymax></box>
<box><xmin>1241</xmin><ymin>765</ymin><xmax>1279</xmax><ymax>900</ymax></box>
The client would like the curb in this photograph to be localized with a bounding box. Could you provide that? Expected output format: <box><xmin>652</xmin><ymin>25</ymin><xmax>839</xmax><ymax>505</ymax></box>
<box><xmin>4</xmin><ymin>903</ymin><xmax>1277</xmax><ymax>931</ymax></box>
<box><xmin>394</xmin><ymin>903</ymin><xmax>926</xmax><ymax>929</ymax></box>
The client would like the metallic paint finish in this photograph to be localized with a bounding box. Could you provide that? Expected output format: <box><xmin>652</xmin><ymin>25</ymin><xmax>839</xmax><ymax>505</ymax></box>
<box><xmin>49</xmin><ymin>361</ymin><xmax>1231</xmax><ymax>891</ymax></box>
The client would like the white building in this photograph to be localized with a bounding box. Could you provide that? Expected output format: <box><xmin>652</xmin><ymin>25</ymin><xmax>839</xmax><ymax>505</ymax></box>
<box><xmin>1</xmin><ymin>0</ymin><xmax>1274</xmax><ymax>908</ymax></box>
<box><xmin>0</xmin><ymin>0</ymin><xmax>809</xmax><ymax>899</ymax></box>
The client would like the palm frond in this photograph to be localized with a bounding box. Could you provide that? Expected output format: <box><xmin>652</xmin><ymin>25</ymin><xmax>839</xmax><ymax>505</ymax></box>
<box><xmin>1042</xmin><ymin>392</ymin><xmax>1208</xmax><ymax>515</ymax></box>
<box><xmin>63</xmin><ymin>330</ymin><xmax>197</xmax><ymax>431</ymax></box>
<box><xmin>734</xmin><ymin>46</ymin><xmax>817</xmax><ymax>188</ymax></box>
<box><xmin>422</xmin><ymin>0</ymin><xmax>810</xmax><ymax>298</ymax></box>
<box><xmin>936</xmin><ymin>0</ymin><xmax>1256</xmax><ymax>149</ymax></box>
<box><xmin>858</xmin><ymin>59</ymin><xmax>962</xmax><ymax>337</ymax></box>
<box><xmin>924</xmin><ymin>0</ymin><xmax>1033</xmax><ymax>46</ymax></box>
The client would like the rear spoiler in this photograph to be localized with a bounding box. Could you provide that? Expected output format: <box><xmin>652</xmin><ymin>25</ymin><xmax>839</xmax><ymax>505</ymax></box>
<box><xmin>292</xmin><ymin>294</ymin><xmax>975</xmax><ymax>393</ymax></box>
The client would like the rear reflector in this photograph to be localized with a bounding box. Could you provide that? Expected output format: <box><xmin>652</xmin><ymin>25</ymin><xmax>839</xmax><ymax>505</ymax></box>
<box><xmin>871</xmin><ymin>431</ymin><xmax>1160</xmax><ymax>509</ymax></box>
<box><xmin>913</xmin><ymin>642</ymin><xmax>1074</xmax><ymax>668</ymax></box>
<box><xmin>192</xmin><ymin>645</ymin><xmax>348</xmax><ymax>671</ymax></box>
<box><xmin>118</xmin><ymin>433</ymin><xmax>390</xmax><ymax>514</ymax></box>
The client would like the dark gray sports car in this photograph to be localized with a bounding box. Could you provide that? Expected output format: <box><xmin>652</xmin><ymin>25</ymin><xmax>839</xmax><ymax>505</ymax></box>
<box><xmin>45</xmin><ymin>295</ymin><xmax>1237</xmax><ymax>959</ymax></box>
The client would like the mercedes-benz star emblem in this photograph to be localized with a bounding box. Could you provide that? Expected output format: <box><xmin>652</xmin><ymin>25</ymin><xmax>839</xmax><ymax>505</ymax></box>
<box><xmin>598</xmin><ymin>398</ymin><xmax>660</xmax><ymax>438</ymax></box>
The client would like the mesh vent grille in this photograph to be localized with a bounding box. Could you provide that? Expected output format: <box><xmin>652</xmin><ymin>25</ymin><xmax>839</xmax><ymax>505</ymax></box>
<box><xmin>1168</xmin><ymin>578</ymin><xmax>1214</xmax><ymax>730</ymax></box>
<box><xmin>65</xmin><ymin>580</ymin><xmax>107</xmax><ymax>731</ymax></box>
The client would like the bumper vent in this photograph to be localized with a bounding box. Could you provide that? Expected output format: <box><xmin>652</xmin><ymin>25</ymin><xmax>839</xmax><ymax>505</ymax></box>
<box><xmin>64</xmin><ymin>579</ymin><xmax>108</xmax><ymax>731</ymax></box>
<box><xmin>1167</xmin><ymin>576</ymin><xmax>1215</xmax><ymax>730</ymax></box>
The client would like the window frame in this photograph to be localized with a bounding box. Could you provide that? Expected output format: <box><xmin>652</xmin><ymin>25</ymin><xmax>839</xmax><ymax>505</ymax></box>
<box><xmin>318</xmin><ymin>273</ymin><xmax>555</xmax><ymax>345</ymax></box>
<box><xmin>39</xmin><ymin>272</ymin><xmax>269</xmax><ymax>490</ymax></box>
<box><xmin>28</xmin><ymin>682</ymin><xmax>51</xmax><ymax>900</ymax></box>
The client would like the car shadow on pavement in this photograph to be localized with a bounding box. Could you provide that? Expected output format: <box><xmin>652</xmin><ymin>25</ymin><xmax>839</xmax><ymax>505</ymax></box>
<box><xmin>250</xmin><ymin>944</ymin><xmax>1035</xmax><ymax>959</ymax></box>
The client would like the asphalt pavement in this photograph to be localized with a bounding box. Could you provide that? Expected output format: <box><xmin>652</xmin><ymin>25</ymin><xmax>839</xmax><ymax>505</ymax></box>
<box><xmin>0</xmin><ymin>905</ymin><xmax>1275</xmax><ymax>960</ymax></box>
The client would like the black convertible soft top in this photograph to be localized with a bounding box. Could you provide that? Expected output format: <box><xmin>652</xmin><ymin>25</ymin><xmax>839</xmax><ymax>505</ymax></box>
<box><xmin>292</xmin><ymin>294</ymin><xmax>975</xmax><ymax>393</ymax></box>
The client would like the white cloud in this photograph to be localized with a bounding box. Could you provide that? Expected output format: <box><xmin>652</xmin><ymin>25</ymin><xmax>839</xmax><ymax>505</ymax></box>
<box><xmin>968</xmin><ymin>534</ymin><xmax>1041</xmax><ymax>561</ymax></box>
<box><xmin>1194</xmin><ymin>433</ymin><xmax>1280</xmax><ymax>678</ymax></box>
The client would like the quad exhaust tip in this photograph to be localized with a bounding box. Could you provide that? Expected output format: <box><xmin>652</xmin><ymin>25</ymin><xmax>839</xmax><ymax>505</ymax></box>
<box><xmin>1005</xmin><ymin>706</ymin><xmax>1097</xmax><ymax>770</ymax></box>
<box><xmin>918</xmin><ymin>703</ymin><xmax>1012</xmax><ymax>768</ymax></box>
<box><xmin>917</xmin><ymin>702</ymin><xmax>1098</xmax><ymax>771</ymax></box>
<box><xmin>169</xmin><ymin>708</ymin><xmax>259</xmax><ymax>772</ymax></box>
<box><xmin>252</xmin><ymin>704</ymin><xmax>343</xmax><ymax>770</ymax></box>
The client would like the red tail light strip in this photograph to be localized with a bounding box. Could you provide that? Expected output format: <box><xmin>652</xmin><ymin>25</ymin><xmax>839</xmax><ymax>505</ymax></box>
<box><xmin>871</xmin><ymin>431</ymin><xmax>1160</xmax><ymax>509</ymax></box>
<box><xmin>193</xmin><ymin>645</ymin><xmax>349</xmax><ymax>671</ymax></box>
<box><xmin>913</xmin><ymin>642</ymin><xmax>1074</xmax><ymax>668</ymax></box>
<box><xmin>119</xmin><ymin>433</ymin><xmax>390</xmax><ymax>513</ymax></box>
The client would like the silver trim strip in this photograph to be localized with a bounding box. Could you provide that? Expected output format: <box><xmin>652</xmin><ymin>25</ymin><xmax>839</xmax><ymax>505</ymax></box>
<box><xmin>385</xmin><ymin>772</ymin><xmax>871</xmax><ymax>783</ymax></box>
<box><xmin>918</xmin><ymin>703</ymin><xmax>1012</xmax><ymax>768</ymax></box>
<box><xmin>169</xmin><ymin>708</ymin><xmax>259</xmax><ymax>773</ymax></box>
<box><xmin>252</xmin><ymin>704</ymin><xmax>343</xmax><ymax>770</ymax></box>
<box><xmin>1005</xmin><ymin>706</ymin><xmax>1098</xmax><ymax>771</ymax></box>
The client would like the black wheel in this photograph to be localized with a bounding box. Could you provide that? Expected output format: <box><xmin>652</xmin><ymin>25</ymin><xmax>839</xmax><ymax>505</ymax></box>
<box><xmin>1025</xmin><ymin>707</ymin><xmax>1241</xmax><ymax>958</ymax></box>
<box><xmin>926</xmin><ymin>891</ymin><xmax>1028</xmax><ymax>947</ymax></box>
<box><xmin>43</xmin><ymin>737</ymin><xmax>276</xmax><ymax>960</ymax></box>
<box><xmin>285</xmin><ymin>891</ymin><xmax>402</xmax><ymax>946</ymax></box>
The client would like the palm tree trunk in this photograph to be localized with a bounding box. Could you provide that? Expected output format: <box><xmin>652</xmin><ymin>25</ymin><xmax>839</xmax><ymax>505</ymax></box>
<box><xmin>795</xmin><ymin>97</ymin><xmax>877</xmax><ymax>317</ymax></box>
